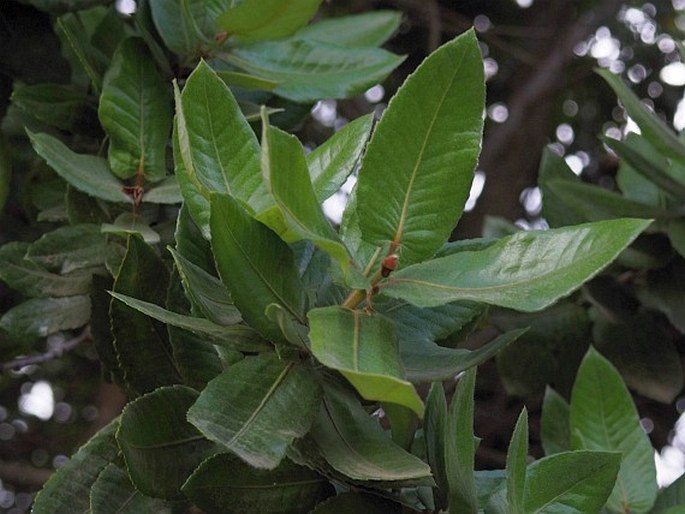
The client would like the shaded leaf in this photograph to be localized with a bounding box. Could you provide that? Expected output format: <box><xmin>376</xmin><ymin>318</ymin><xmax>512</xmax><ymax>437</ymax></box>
<box><xmin>296</xmin><ymin>10</ymin><xmax>401</xmax><ymax>48</ymax></box>
<box><xmin>540</xmin><ymin>387</ymin><xmax>570</xmax><ymax>456</ymax></box>
<box><xmin>0</xmin><ymin>295</ymin><xmax>90</xmax><ymax>343</ymax></box>
<box><xmin>425</xmin><ymin>383</ymin><xmax>448</xmax><ymax>510</ymax></box>
<box><xmin>651</xmin><ymin>473</ymin><xmax>685</xmax><ymax>513</ymax></box>
<box><xmin>142</xmin><ymin>176</ymin><xmax>182</xmax><ymax>204</ymax></box>
<box><xmin>101</xmin><ymin>212</ymin><xmax>161</xmax><ymax>244</ymax></box>
<box><xmin>311</xmin><ymin>492</ymin><xmax>402</xmax><ymax>513</ymax></box>
<box><xmin>11</xmin><ymin>82</ymin><xmax>95</xmax><ymax>131</ymax></box>
<box><xmin>506</xmin><ymin>409</ymin><xmax>528</xmax><ymax>514</ymax></box>
<box><xmin>90</xmin><ymin>463</ymin><xmax>172</xmax><ymax>514</ymax></box>
<box><xmin>27</xmin><ymin>224</ymin><xmax>107</xmax><ymax>274</ymax></box>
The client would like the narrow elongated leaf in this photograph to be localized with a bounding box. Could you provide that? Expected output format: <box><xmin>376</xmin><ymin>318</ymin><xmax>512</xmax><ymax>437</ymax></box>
<box><xmin>381</xmin><ymin>219</ymin><xmax>650</xmax><ymax>311</ymax></box>
<box><xmin>296</xmin><ymin>11</ymin><xmax>401</xmax><ymax>48</ymax></box>
<box><xmin>506</xmin><ymin>409</ymin><xmax>528</xmax><ymax>514</ymax></box>
<box><xmin>32</xmin><ymin>420</ymin><xmax>120</xmax><ymax>514</ymax></box>
<box><xmin>27</xmin><ymin>224</ymin><xmax>107</xmax><ymax>274</ymax></box>
<box><xmin>110</xmin><ymin>292</ymin><xmax>269</xmax><ymax>352</ymax></box>
<box><xmin>187</xmin><ymin>353</ymin><xmax>321</xmax><ymax>469</ymax></box>
<box><xmin>27</xmin><ymin>131</ymin><xmax>131</xmax><ymax>203</ymax></box>
<box><xmin>307</xmin><ymin>382</ymin><xmax>431</xmax><ymax>481</ymax></box>
<box><xmin>308</xmin><ymin>306</ymin><xmax>423</xmax><ymax>416</ymax></box>
<box><xmin>570</xmin><ymin>347</ymin><xmax>657</xmax><ymax>513</ymax></box>
<box><xmin>99</xmin><ymin>38</ymin><xmax>172</xmax><ymax>181</ymax></box>
<box><xmin>425</xmin><ymin>383</ymin><xmax>449</xmax><ymax>510</ymax></box>
<box><xmin>598</xmin><ymin>68</ymin><xmax>685</xmax><ymax>165</ymax></box>
<box><xmin>0</xmin><ymin>295</ymin><xmax>90</xmax><ymax>343</ymax></box>
<box><xmin>110</xmin><ymin>235</ymin><xmax>182</xmax><ymax>394</ymax></box>
<box><xmin>217</xmin><ymin>0</ymin><xmax>322</xmax><ymax>42</ymax></box>
<box><xmin>182</xmin><ymin>453</ymin><xmax>334</xmax><ymax>514</ymax></box>
<box><xmin>90</xmin><ymin>464</ymin><xmax>172</xmax><ymax>514</ymax></box>
<box><xmin>225</xmin><ymin>39</ymin><xmax>404</xmax><ymax>103</ymax></box>
<box><xmin>446</xmin><ymin>368</ymin><xmax>478</xmax><ymax>513</ymax></box>
<box><xmin>356</xmin><ymin>29</ymin><xmax>484</xmax><ymax>266</ymax></box>
<box><xmin>174</xmin><ymin>203</ymin><xmax>215</xmax><ymax>273</ymax></box>
<box><xmin>540</xmin><ymin>387</ymin><xmax>570</xmax><ymax>456</ymax></box>
<box><xmin>307</xmin><ymin>113</ymin><xmax>373</xmax><ymax>202</ymax></box>
<box><xmin>210</xmin><ymin>193</ymin><xmax>306</xmax><ymax>342</ymax></box>
<box><xmin>117</xmin><ymin>385</ymin><xmax>221</xmax><ymax>499</ymax></box>
<box><xmin>523</xmin><ymin>450</ymin><xmax>621</xmax><ymax>513</ymax></box>
<box><xmin>56</xmin><ymin>14</ymin><xmax>105</xmax><ymax>93</ymax></box>
<box><xmin>0</xmin><ymin>242</ymin><xmax>92</xmax><ymax>297</ymax></box>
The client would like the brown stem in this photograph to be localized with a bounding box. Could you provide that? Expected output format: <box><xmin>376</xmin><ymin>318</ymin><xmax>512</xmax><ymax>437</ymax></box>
<box><xmin>1</xmin><ymin>327</ymin><xmax>91</xmax><ymax>371</ymax></box>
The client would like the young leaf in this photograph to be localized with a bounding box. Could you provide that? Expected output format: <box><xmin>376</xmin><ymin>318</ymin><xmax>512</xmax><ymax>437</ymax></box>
<box><xmin>307</xmin><ymin>382</ymin><xmax>431</xmax><ymax>481</ymax></box>
<box><xmin>296</xmin><ymin>10</ymin><xmax>401</xmax><ymax>48</ymax></box>
<box><xmin>307</xmin><ymin>113</ymin><xmax>373</xmax><ymax>202</ymax></box>
<box><xmin>308</xmin><ymin>306</ymin><xmax>424</xmax><ymax>416</ymax></box>
<box><xmin>27</xmin><ymin>131</ymin><xmax>131</xmax><ymax>204</ymax></box>
<box><xmin>187</xmin><ymin>353</ymin><xmax>322</xmax><ymax>469</ymax></box>
<box><xmin>425</xmin><ymin>383</ymin><xmax>449</xmax><ymax>510</ymax></box>
<box><xmin>90</xmin><ymin>464</ymin><xmax>172</xmax><ymax>514</ymax></box>
<box><xmin>570</xmin><ymin>347</ymin><xmax>657</xmax><ymax>513</ymax></box>
<box><xmin>380</xmin><ymin>219</ymin><xmax>651</xmax><ymax>310</ymax></box>
<box><xmin>210</xmin><ymin>193</ymin><xmax>306</xmax><ymax>343</ymax></box>
<box><xmin>217</xmin><ymin>0</ymin><xmax>322</xmax><ymax>43</ymax></box>
<box><xmin>224</xmin><ymin>39</ymin><xmax>404</xmax><ymax>103</ymax></box>
<box><xmin>182</xmin><ymin>453</ymin><xmax>334</xmax><ymax>514</ymax></box>
<box><xmin>99</xmin><ymin>38</ymin><xmax>172</xmax><ymax>182</ymax></box>
<box><xmin>540</xmin><ymin>387</ymin><xmax>570</xmax><ymax>456</ymax></box>
<box><xmin>117</xmin><ymin>385</ymin><xmax>221</xmax><ymax>499</ymax></box>
<box><xmin>32</xmin><ymin>420</ymin><xmax>120</xmax><ymax>514</ymax></box>
<box><xmin>110</xmin><ymin>292</ymin><xmax>269</xmax><ymax>352</ymax></box>
<box><xmin>506</xmin><ymin>408</ymin><xmax>528</xmax><ymax>514</ymax></box>
<box><xmin>523</xmin><ymin>450</ymin><xmax>621</xmax><ymax>513</ymax></box>
<box><xmin>356</xmin><ymin>29</ymin><xmax>484</xmax><ymax>266</ymax></box>
<box><xmin>0</xmin><ymin>295</ymin><xmax>90</xmax><ymax>343</ymax></box>
<box><xmin>446</xmin><ymin>367</ymin><xmax>479</xmax><ymax>513</ymax></box>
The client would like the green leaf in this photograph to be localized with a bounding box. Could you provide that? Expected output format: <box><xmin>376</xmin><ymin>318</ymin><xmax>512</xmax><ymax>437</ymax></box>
<box><xmin>32</xmin><ymin>420</ymin><xmax>120</xmax><ymax>514</ymax></box>
<box><xmin>11</xmin><ymin>83</ymin><xmax>94</xmax><ymax>131</ymax></box>
<box><xmin>311</xmin><ymin>492</ymin><xmax>402</xmax><ymax>513</ymax></box>
<box><xmin>110</xmin><ymin>235</ymin><xmax>182</xmax><ymax>394</ymax></box>
<box><xmin>26</xmin><ymin>224</ymin><xmax>107</xmax><ymax>274</ymax></box>
<box><xmin>187</xmin><ymin>353</ymin><xmax>321</xmax><ymax>469</ymax></box>
<box><xmin>210</xmin><ymin>193</ymin><xmax>306</xmax><ymax>342</ymax></box>
<box><xmin>0</xmin><ymin>296</ymin><xmax>90</xmax><ymax>343</ymax></box>
<box><xmin>0</xmin><ymin>242</ymin><xmax>92</xmax><ymax>297</ymax></box>
<box><xmin>117</xmin><ymin>385</ymin><xmax>221</xmax><ymax>499</ymax></box>
<box><xmin>523</xmin><ymin>450</ymin><xmax>621</xmax><ymax>513</ymax></box>
<box><xmin>214</xmin><ymin>69</ymin><xmax>279</xmax><ymax>91</ymax></box>
<box><xmin>27</xmin><ymin>131</ymin><xmax>131</xmax><ymax>204</ymax></box>
<box><xmin>90</xmin><ymin>464</ymin><xmax>172</xmax><ymax>514</ymax></box>
<box><xmin>224</xmin><ymin>39</ymin><xmax>404</xmax><ymax>103</ymax></box>
<box><xmin>169</xmin><ymin>248</ymin><xmax>241</xmax><ymax>326</ymax></box>
<box><xmin>598</xmin><ymin>68</ymin><xmax>685</xmax><ymax>166</ymax></box>
<box><xmin>142</xmin><ymin>176</ymin><xmax>183</xmax><ymax>204</ymax></box>
<box><xmin>506</xmin><ymin>408</ymin><xmax>528</xmax><ymax>514</ymax></box>
<box><xmin>0</xmin><ymin>135</ymin><xmax>9</xmax><ymax>213</ymax></box>
<box><xmin>425</xmin><ymin>383</ymin><xmax>448</xmax><ymax>510</ymax></box>
<box><xmin>174</xmin><ymin>62</ymin><xmax>271</xmax><ymax>235</ymax></box>
<box><xmin>110</xmin><ymin>292</ymin><xmax>269</xmax><ymax>352</ymax></box>
<box><xmin>308</xmin><ymin>306</ymin><xmax>424</xmax><ymax>416</ymax></box>
<box><xmin>356</xmin><ymin>29</ymin><xmax>484</xmax><ymax>266</ymax></box>
<box><xmin>381</xmin><ymin>219</ymin><xmax>651</xmax><ymax>310</ymax></box>
<box><xmin>540</xmin><ymin>387</ymin><xmax>570</xmax><ymax>456</ymax></box>
<box><xmin>217</xmin><ymin>0</ymin><xmax>322</xmax><ymax>43</ymax></box>
<box><xmin>446</xmin><ymin>368</ymin><xmax>478</xmax><ymax>513</ymax></box>
<box><xmin>56</xmin><ymin>14</ymin><xmax>106</xmax><ymax>93</ymax></box>
<box><xmin>570</xmin><ymin>347</ymin><xmax>657</xmax><ymax>513</ymax></box>
<box><xmin>101</xmin><ymin>212</ymin><xmax>161</xmax><ymax>244</ymax></box>
<box><xmin>306</xmin><ymin>382</ymin><xmax>431</xmax><ymax>482</ymax></box>
<box><xmin>651</xmin><ymin>474</ymin><xmax>685</xmax><ymax>513</ymax></box>
<box><xmin>307</xmin><ymin>113</ymin><xmax>373</xmax><ymax>202</ymax></box>
<box><xmin>182</xmin><ymin>453</ymin><xmax>333</xmax><ymax>514</ymax></box>
<box><xmin>99</xmin><ymin>37</ymin><xmax>172</xmax><ymax>181</ymax></box>
<box><xmin>296</xmin><ymin>10</ymin><xmax>401</xmax><ymax>48</ymax></box>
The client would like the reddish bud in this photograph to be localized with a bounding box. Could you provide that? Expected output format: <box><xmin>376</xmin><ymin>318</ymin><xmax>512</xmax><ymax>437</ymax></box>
<box><xmin>381</xmin><ymin>254</ymin><xmax>399</xmax><ymax>277</ymax></box>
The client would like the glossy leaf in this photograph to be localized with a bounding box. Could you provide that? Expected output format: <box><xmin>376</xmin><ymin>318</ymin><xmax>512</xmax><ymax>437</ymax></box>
<box><xmin>570</xmin><ymin>347</ymin><xmax>657</xmax><ymax>512</ymax></box>
<box><xmin>296</xmin><ymin>10</ymin><xmax>401</xmax><ymax>48</ymax></box>
<box><xmin>307</xmin><ymin>382</ymin><xmax>431</xmax><ymax>481</ymax></box>
<box><xmin>381</xmin><ymin>219</ymin><xmax>650</xmax><ymax>310</ymax></box>
<box><xmin>540</xmin><ymin>387</ymin><xmax>570</xmax><ymax>456</ymax></box>
<box><xmin>356</xmin><ymin>29</ymin><xmax>484</xmax><ymax>266</ymax></box>
<box><xmin>187</xmin><ymin>353</ymin><xmax>321</xmax><ymax>469</ymax></box>
<box><xmin>217</xmin><ymin>0</ymin><xmax>322</xmax><ymax>43</ymax></box>
<box><xmin>0</xmin><ymin>295</ymin><xmax>90</xmax><ymax>343</ymax></box>
<box><xmin>32</xmin><ymin>420</ymin><xmax>120</xmax><ymax>514</ymax></box>
<box><xmin>117</xmin><ymin>385</ymin><xmax>221</xmax><ymax>499</ymax></box>
<box><xmin>307</xmin><ymin>113</ymin><xmax>373</xmax><ymax>202</ymax></box>
<box><xmin>225</xmin><ymin>39</ymin><xmax>404</xmax><ymax>103</ymax></box>
<box><xmin>110</xmin><ymin>235</ymin><xmax>182</xmax><ymax>394</ymax></box>
<box><xmin>141</xmin><ymin>176</ymin><xmax>183</xmax><ymax>204</ymax></box>
<box><xmin>182</xmin><ymin>453</ymin><xmax>333</xmax><ymax>514</ymax></box>
<box><xmin>110</xmin><ymin>292</ymin><xmax>269</xmax><ymax>352</ymax></box>
<box><xmin>308</xmin><ymin>306</ymin><xmax>424</xmax><ymax>416</ymax></box>
<box><xmin>99</xmin><ymin>38</ymin><xmax>171</xmax><ymax>181</ymax></box>
<box><xmin>27</xmin><ymin>131</ymin><xmax>131</xmax><ymax>203</ymax></box>
<box><xmin>26</xmin><ymin>224</ymin><xmax>107</xmax><ymax>274</ymax></box>
<box><xmin>210</xmin><ymin>193</ymin><xmax>306</xmax><ymax>342</ymax></box>
<box><xmin>523</xmin><ymin>450</ymin><xmax>621</xmax><ymax>513</ymax></box>
<box><xmin>506</xmin><ymin>408</ymin><xmax>528</xmax><ymax>514</ymax></box>
<box><xmin>425</xmin><ymin>383</ymin><xmax>448</xmax><ymax>510</ymax></box>
<box><xmin>446</xmin><ymin>368</ymin><xmax>478</xmax><ymax>513</ymax></box>
<box><xmin>90</xmin><ymin>464</ymin><xmax>172</xmax><ymax>514</ymax></box>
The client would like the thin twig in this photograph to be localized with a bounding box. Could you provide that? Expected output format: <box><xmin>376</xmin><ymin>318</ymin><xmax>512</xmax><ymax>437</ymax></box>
<box><xmin>1</xmin><ymin>326</ymin><xmax>91</xmax><ymax>372</ymax></box>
